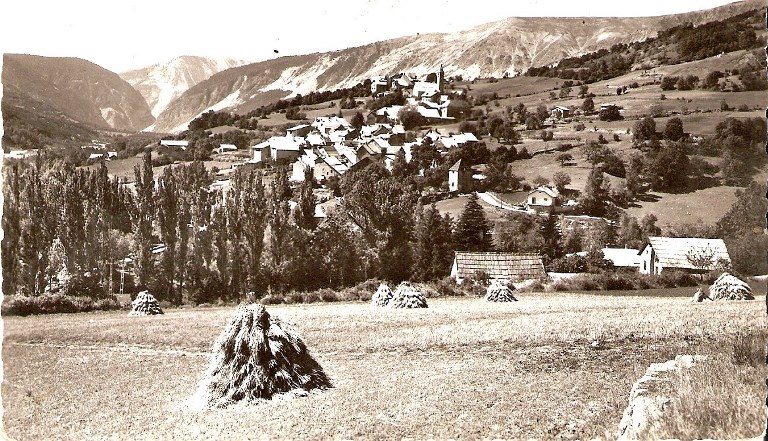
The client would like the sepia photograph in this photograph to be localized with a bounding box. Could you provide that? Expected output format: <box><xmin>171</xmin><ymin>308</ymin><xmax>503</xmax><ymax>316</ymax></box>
<box><xmin>0</xmin><ymin>0</ymin><xmax>766</xmax><ymax>439</ymax></box>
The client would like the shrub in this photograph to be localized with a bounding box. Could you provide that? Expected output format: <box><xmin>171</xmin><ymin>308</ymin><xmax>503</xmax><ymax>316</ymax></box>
<box><xmin>284</xmin><ymin>292</ymin><xmax>304</xmax><ymax>304</ymax></box>
<box><xmin>259</xmin><ymin>294</ymin><xmax>285</xmax><ymax>305</ymax></box>
<box><xmin>2</xmin><ymin>294</ymin><xmax>121</xmax><ymax>316</ymax></box>
<box><xmin>318</xmin><ymin>289</ymin><xmax>339</xmax><ymax>302</ymax></box>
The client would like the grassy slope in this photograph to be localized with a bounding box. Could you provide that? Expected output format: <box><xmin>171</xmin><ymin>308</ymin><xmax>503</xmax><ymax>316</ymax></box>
<box><xmin>3</xmin><ymin>294</ymin><xmax>765</xmax><ymax>440</ymax></box>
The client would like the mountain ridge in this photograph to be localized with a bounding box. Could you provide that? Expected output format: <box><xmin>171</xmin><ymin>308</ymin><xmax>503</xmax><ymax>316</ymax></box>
<box><xmin>119</xmin><ymin>56</ymin><xmax>249</xmax><ymax>118</ymax></box>
<box><xmin>150</xmin><ymin>0</ymin><xmax>763</xmax><ymax>133</ymax></box>
<box><xmin>2</xmin><ymin>54</ymin><xmax>155</xmax><ymax>133</ymax></box>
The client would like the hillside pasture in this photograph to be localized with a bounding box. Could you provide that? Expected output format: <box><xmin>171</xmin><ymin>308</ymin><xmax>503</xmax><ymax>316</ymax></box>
<box><xmin>3</xmin><ymin>294</ymin><xmax>765</xmax><ymax>440</ymax></box>
<box><xmin>624</xmin><ymin>186</ymin><xmax>741</xmax><ymax>230</ymax></box>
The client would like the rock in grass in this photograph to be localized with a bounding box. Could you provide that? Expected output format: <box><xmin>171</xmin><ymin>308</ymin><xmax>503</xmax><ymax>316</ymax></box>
<box><xmin>388</xmin><ymin>282</ymin><xmax>428</xmax><ymax>309</ymax></box>
<box><xmin>193</xmin><ymin>303</ymin><xmax>331</xmax><ymax>408</ymax></box>
<box><xmin>617</xmin><ymin>355</ymin><xmax>704</xmax><ymax>440</ymax></box>
<box><xmin>129</xmin><ymin>290</ymin><xmax>163</xmax><ymax>316</ymax></box>
<box><xmin>371</xmin><ymin>283</ymin><xmax>393</xmax><ymax>307</ymax></box>
<box><xmin>485</xmin><ymin>281</ymin><xmax>517</xmax><ymax>302</ymax></box>
<box><xmin>708</xmin><ymin>273</ymin><xmax>753</xmax><ymax>300</ymax></box>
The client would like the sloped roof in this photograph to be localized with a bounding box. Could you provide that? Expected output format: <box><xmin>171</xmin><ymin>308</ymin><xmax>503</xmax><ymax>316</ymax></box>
<box><xmin>449</xmin><ymin>159</ymin><xmax>469</xmax><ymax>171</ymax></box>
<box><xmin>642</xmin><ymin>237</ymin><xmax>731</xmax><ymax>270</ymax></box>
<box><xmin>601</xmin><ymin>248</ymin><xmax>641</xmax><ymax>267</ymax></box>
<box><xmin>453</xmin><ymin>252</ymin><xmax>546</xmax><ymax>281</ymax></box>
<box><xmin>529</xmin><ymin>186</ymin><xmax>560</xmax><ymax>198</ymax></box>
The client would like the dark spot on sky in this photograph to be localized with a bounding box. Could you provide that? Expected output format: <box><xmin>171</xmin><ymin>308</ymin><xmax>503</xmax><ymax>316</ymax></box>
<box><xmin>274</xmin><ymin>49</ymin><xmax>279</xmax><ymax>54</ymax></box>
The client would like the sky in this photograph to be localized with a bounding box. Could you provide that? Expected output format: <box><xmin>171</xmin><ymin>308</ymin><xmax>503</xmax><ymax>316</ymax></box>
<box><xmin>0</xmin><ymin>0</ymin><xmax>745</xmax><ymax>73</ymax></box>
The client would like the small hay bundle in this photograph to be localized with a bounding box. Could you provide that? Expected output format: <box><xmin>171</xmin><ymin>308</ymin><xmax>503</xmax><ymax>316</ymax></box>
<box><xmin>371</xmin><ymin>283</ymin><xmax>393</xmax><ymax>307</ymax></box>
<box><xmin>193</xmin><ymin>303</ymin><xmax>331</xmax><ymax>408</ymax></box>
<box><xmin>691</xmin><ymin>287</ymin><xmax>709</xmax><ymax>303</ymax></box>
<box><xmin>388</xmin><ymin>282</ymin><xmax>428</xmax><ymax>309</ymax></box>
<box><xmin>708</xmin><ymin>273</ymin><xmax>754</xmax><ymax>300</ymax></box>
<box><xmin>129</xmin><ymin>290</ymin><xmax>163</xmax><ymax>316</ymax></box>
<box><xmin>485</xmin><ymin>281</ymin><xmax>517</xmax><ymax>302</ymax></box>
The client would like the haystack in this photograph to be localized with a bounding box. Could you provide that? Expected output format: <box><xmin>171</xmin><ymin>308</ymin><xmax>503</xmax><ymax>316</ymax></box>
<box><xmin>388</xmin><ymin>282</ymin><xmax>428</xmax><ymax>309</ymax></box>
<box><xmin>485</xmin><ymin>281</ymin><xmax>517</xmax><ymax>302</ymax></box>
<box><xmin>371</xmin><ymin>283</ymin><xmax>393</xmax><ymax>307</ymax></box>
<box><xmin>708</xmin><ymin>273</ymin><xmax>754</xmax><ymax>300</ymax></box>
<box><xmin>129</xmin><ymin>290</ymin><xmax>163</xmax><ymax>316</ymax></box>
<box><xmin>691</xmin><ymin>287</ymin><xmax>709</xmax><ymax>303</ymax></box>
<box><xmin>193</xmin><ymin>303</ymin><xmax>331</xmax><ymax>408</ymax></box>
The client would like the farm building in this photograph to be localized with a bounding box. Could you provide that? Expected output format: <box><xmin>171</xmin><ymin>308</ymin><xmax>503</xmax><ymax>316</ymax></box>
<box><xmin>527</xmin><ymin>186</ymin><xmax>560</xmax><ymax>208</ymax></box>
<box><xmin>160</xmin><ymin>140</ymin><xmax>189</xmax><ymax>149</ymax></box>
<box><xmin>448</xmin><ymin>159</ymin><xmax>473</xmax><ymax>193</ymax></box>
<box><xmin>601</xmin><ymin>248</ymin><xmax>642</xmax><ymax>270</ymax></box>
<box><xmin>551</xmin><ymin>106</ymin><xmax>571</xmax><ymax>119</ymax></box>
<box><xmin>638</xmin><ymin>237</ymin><xmax>731</xmax><ymax>275</ymax></box>
<box><xmin>250</xmin><ymin>135</ymin><xmax>303</xmax><ymax>163</ymax></box>
<box><xmin>451</xmin><ymin>252</ymin><xmax>546</xmax><ymax>284</ymax></box>
<box><xmin>218</xmin><ymin>144</ymin><xmax>237</xmax><ymax>154</ymax></box>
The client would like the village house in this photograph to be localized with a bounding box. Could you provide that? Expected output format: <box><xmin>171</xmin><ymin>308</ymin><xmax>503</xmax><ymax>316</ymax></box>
<box><xmin>250</xmin><ymin>134</ymin><xmax>304</xmax><ymax>163</ymax></box>
<box><xmin>311</xmin><ymin>116</ymin><xmax>352</xmax><ymax>134</ymax></box>
<box><xmin>527</xmin><ymin>186</ymin><xmax>560</xmax><ymax>208</ymax></box>
<box><xmin>370</xmin><ymin>76</ymin><xmax>388</xmax><ymax>95</ymax></box>
<box><xmin>437</xmin><ymin>132</ymin><xmax>479</xmax><ymax>150</ymax></box>
<box><xmin>638</xmin><ymin>237</ymin><xmax>731</xmax><ymax>275</ymax></box>
<box><xmin>451</xmin><ymin>252</ymin><xmax>546</xmax><ymax>284</ymax></box>
<box><xmin>551</xmin><ymin>106</ymin><xmax>571</xmax><ymax>119</ymax></box>
<box><xmin>160</xmin><ymin>140</ymin><xmax>189</xmax><ymax>150</ymax></box>
<box><xmin>217</xmin><ymin>144</ymin><xmax>238</xmax><ymax>154</ymax></box>
<box><xmin>448</xmin><ymin>159</ymin><xmax>473</xmax><ymax>194</ymax></box>
<box><xmin>286</xmin><ymin>124</ymin><xmax>312</xmax><ymax>138</ymax></box>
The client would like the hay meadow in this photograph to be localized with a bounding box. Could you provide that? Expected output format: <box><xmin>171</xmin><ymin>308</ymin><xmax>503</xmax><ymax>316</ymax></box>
<box><xmin>3</xmin><ymin>292</ymin><xmax>766</xmax><ymax>440</ymax></box>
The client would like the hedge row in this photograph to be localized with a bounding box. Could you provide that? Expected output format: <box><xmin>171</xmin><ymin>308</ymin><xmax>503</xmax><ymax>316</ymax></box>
<box><xmin>2</xmin><ymin>295</ymin><xmax>122</xmax><ymax>316</ymax></box>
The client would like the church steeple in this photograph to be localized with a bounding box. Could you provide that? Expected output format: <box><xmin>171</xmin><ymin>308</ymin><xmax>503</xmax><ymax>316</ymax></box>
<box><xmin>438</xmin><ymin>63</ymin><xmax>445</xmax><ymax>93</ymax></box>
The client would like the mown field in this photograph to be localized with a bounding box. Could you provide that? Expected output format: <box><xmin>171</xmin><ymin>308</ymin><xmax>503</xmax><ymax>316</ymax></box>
<box><xmin>3</xmin><ymin>292</ymin><xmax>765</xmax><ymax>440</ymax></box>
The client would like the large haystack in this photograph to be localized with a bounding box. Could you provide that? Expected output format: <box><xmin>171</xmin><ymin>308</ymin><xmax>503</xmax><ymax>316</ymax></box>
<box><xmin>193</xmin><ymin>303</ymin><xmax>331</xmax><ymax>408</ymax></box>
<box><xmin>388</xmin><ymin>282</ymin><xmax>428</xmax><ymax>309</ymax></box>
<box><xmin>485</xmin><ymin>281</ymin><xmax>517</xmax><ymax>302</ymax></box>
<box><xmin>371</xmin><ymin>283</ymin><xmax>393</xmax><ymax>307</ymax></box>
<box><xmin>129</xmin><ymin>290</ymin><xmax>163</xmax><ymax>316</ymax></box>
<box><xmin>708</xmin><ymin>273</ymin><xmax>754</xmax><ymax>300</ymax></box>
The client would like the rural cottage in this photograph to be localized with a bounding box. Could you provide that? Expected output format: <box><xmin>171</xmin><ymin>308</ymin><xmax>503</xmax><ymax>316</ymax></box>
<box><xmin>638</xmin><ymin>237</ymin><xmax>731</xmax><ymax>275</ymax></box>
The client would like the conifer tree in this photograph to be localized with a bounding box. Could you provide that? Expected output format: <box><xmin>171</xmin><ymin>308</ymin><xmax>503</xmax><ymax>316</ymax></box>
<box><xmin>453</xmin><ymin>193</ymin><xmax>493</xmax><ymax>251</ymax></box>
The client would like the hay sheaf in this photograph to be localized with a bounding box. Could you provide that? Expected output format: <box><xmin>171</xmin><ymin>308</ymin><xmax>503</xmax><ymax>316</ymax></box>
<box><xmin>388</xmin><ymin>282</ymin><xmax>428</xmax><ymax>309</ymax></box>
<box><xmin>129</xmin><ymin>290</ymin><xmax>163</xmax><ymax>316</ymax></box>
<box><xmin>708</xmin><ymin>273</ymin><xmax>754</xmax><ymax>300</ymax></box>
<box><xmin>193</xmin><ymin>303</ymin><xmax>331</xmax><ymax>408</ymax></box>
<box><xmin>485</xmin><ymin>282</ymin><xmax>517</xmax><ymax>302</ymax></box>
<box><xmin>371</xmin><ymin>283</ymin><xmax>393</xmax><ymax>307</ymax></box>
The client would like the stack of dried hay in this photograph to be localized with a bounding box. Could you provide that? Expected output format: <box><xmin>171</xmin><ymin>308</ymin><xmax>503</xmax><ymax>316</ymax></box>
<box><xmin>371</xmin><ymin>283</ymin><xmax>393</xmax><ymax>307</ymax></box>
<box><xmin>388</xmin><ymin>282</ymin><xmax>428</xmax><ymax>309</ymax></box>
<box><xmin>193</xmin><ymin>303</ymin><xmax>331</xmax><ymax>408</ymax></box>
<box><xmin>485</xmin><ymin>280</ymin><xmax>517</xmax><ymax>302</ymax></box>
<box><xmin>691</xmin><ymin>287</ymin><xmax>709</xmax><ymax>302</ymax></box>
<box><xmin>708</xmin><ymin>273</ymin><xmax>754</xmax><ymax>300</ymax></box>
<box><xmin>129</xmin><ymin>290</ymin><xmax>163</xmax><ymax>316</ymax></box>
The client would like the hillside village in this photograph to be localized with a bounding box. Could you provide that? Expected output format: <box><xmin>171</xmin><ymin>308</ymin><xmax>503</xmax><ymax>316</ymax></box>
<box><xmin>2</xmin><ymin>5</ymin><xmax>766</xmax><ymax>306</ymax></box>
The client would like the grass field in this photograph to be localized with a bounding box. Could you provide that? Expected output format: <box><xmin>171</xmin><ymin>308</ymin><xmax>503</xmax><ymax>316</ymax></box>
<box><xmin>3</xmin><ymin>293</ymin><xmax>765</xmax><ymax>440</ymax></box>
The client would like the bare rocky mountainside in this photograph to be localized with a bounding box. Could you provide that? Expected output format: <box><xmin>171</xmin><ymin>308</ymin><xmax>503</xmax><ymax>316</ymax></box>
<box><xmin>2</xmin><ymin>54</ymin><xmax>154</xmax><ymax>133</ymax></box>
<box><xmin>119</xmin><ymin>56</ymin><xmax>248</xmax><ymax>118</ymax></box>
<box><xmin>150</xmin><ymin>0</ymin><xmax>762</xmax><ymax>133</ymax></box>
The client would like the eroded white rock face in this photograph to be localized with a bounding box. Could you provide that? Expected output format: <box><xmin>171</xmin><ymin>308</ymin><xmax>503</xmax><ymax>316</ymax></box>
<box><xmin>617</xmin><ymin>355</ymin><xmax>704</xmax><ymax>441</ymax></box>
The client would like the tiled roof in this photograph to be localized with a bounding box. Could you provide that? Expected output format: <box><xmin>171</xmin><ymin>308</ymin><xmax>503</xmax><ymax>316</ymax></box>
<box><xmin>644</xmin><ymin>237</ymin><xmax>731</xmax><ymax>269</ymax></box>
<box><xmin>453</xmin><ymin>252</ymin><xmax>546</xmax><ymax>281</ymax></box>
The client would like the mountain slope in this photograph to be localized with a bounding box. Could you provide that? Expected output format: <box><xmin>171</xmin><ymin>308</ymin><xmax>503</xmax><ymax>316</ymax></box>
<box><xmin>152</xmin><ymin>0</ymin><xmax>762</xmax><ymax>133</ymax></box>
<box><xmin>120</xmin><ymin>56</ymin><xmax>248</xmax><ymax>118</ymax></box>
<box><xmin>2</xmin><ymin>54</ymin><xmax>155</xmax><ymax>133</ymax></box>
